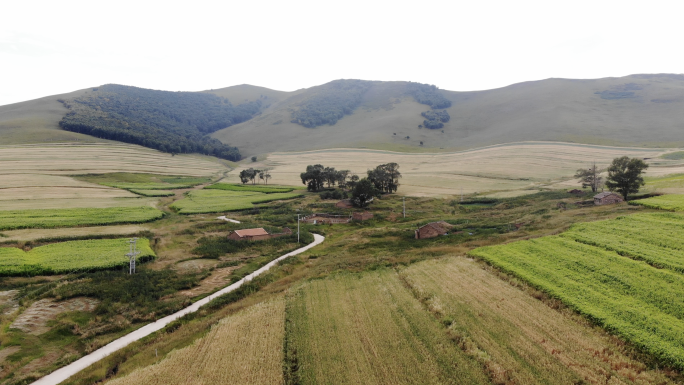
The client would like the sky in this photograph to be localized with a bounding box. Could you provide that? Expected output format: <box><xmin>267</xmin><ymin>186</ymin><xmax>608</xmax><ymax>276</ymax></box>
<box><xmin>1</xmin><ymin>0</ymin><xmax>682</xmax><ymax>106</ymax></box>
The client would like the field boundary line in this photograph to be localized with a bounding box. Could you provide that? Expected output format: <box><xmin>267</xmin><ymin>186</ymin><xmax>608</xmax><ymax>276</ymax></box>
<box><xmin>30</xmin><ymin>234</ymin><xmax>325</xmax><ymax>385</ymax></box>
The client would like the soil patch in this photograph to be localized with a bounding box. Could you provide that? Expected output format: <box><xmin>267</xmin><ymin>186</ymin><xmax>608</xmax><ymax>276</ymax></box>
<box><xmin>0</xmin><ymin>290</ymin><xmax>19</xmax><ymax>315</ymax></box>
<box><xmin>179</xmin><ymin>266</ymin><xmax>240</xmax><ymax>297</ymax></box>
<box><xmin>10</xmin><ymin>297</ymin><xmax>99</xmax><ymax>335</ymax></box>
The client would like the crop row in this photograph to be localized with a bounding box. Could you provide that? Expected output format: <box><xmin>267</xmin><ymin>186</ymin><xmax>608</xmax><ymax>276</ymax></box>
<box><xmin>470</xmin><ymin>235</ymin><xmax>684</xmax><ymax>369</ymax></box>
<box><xmin>102</xmin><ymin>182</ymin><xmax>197</xmax><ymax>190</ymax></box>
<box><xmin>171</xmin><ymin>190</ymin><xmax>303</xmax><ymax>214</ymax></box>
<box><xmin>562</xmin><ymin>213</ymin><xmax>684</xmax><ymax>273</ymax></box>
<box><xmin>630</xmin><ymin>194</ymin><xmax>684</xmax><ymax>211</ymax></box>
<box><xmin>129</xmin><ymin>189</ymin><xmax>176</xmax><ymax>197</ymax></box>
<box><xmin>205</xmin><ymin>183</ymin><xmax>295</xmax><ymax>193</ymax></box>
<box><xmin>0</xmin><ymin>206</ymin><xmax>164</xmax><ymax>230</ymax></box>
<box><xmin>0</xmin><ymin>238</ymin><xmax>155</xmax><ymax>276</ymax></box>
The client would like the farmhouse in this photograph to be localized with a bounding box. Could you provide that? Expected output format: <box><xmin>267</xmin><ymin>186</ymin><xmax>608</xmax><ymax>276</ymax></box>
<box><xmin>228</xmin><ymin>227</ymin><xmax>292</xmax><ymax>241</ymax></box>
<box><xmin>415</xmin><ymin>221</ymin><xmax>454</xmax><ymax>239</ymax></box>
<box><xmin>594</xmin><ymin>192</ymin><xmax>624</xmax><ymax>205</ymax></box>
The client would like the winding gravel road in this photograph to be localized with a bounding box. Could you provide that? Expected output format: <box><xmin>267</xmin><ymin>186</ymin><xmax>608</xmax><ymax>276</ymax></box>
<box><xmin>31</xmin><ymin>234</ymin><xmax>325</xmax><ymax>385</ymax></box>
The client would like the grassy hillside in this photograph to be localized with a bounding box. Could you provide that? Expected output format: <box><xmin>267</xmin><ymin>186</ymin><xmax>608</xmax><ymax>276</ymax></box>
<box><xmin>212</xmin><ymin>74</ymin><xmax>684</xmax><ymax>156</ymax></box>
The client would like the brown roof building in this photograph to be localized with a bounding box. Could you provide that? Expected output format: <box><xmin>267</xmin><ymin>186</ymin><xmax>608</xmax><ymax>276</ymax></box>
<box><xmin>594</xmin><ymin>192</ymin><xmax>624</xmax><ymax>206</ymax></box>
<box><xmin>228</xmin><ymin>228</ymin><xmax>271</xmax><ymax>241</ymax></box>
<box><xmin>352</xmin><ymin>211</ymin><xmax>374</xmax><ymax>221</ymax></box>
<box><xmin>415</xmin><ymin>221</ymin><xmax>454</xmax><ymax>239</ymax></box>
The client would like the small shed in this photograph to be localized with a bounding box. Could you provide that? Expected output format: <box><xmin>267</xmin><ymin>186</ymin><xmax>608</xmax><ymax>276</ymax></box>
<box><xmin>352</xmin><ymin>211</ymin><xmax>374</xmax><ymax>221</ymax></box>
<box><xmin>228</xmin><ymin>228</ymin><xmax>270</xmax><ymax>241</ymax></box>
<box><xmin>594</xmin><ymin>192</ymin><xmax>624</xmax><ymax>206</ymax></box>
<box><xmin>415</xmin><ymin>221</ymin><xmax>453</xmax><ymax>239</ymax></box>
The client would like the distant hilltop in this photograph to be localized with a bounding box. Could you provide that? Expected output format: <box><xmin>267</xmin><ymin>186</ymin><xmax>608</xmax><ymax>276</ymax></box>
<box><xmin>2</xmin><ymin>74</ymin><xmax>684</xmax><ymax>157</ymax></box>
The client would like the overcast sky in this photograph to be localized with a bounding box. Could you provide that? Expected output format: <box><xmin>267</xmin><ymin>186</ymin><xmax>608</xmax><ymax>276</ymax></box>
<box><xmin>1</xmin><ymin>0</ymin><xmax>682</xmax><ymax>106</ymax></box>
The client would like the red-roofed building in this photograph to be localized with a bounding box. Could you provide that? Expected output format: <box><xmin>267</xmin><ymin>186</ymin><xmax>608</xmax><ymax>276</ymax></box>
<box><xmin>228</xmin><ymin>227</ymin><xmax>292</xmax><ymax>241</ymax></box>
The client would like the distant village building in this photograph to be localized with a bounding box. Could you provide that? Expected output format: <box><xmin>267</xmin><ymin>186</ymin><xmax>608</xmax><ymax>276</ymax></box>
<box><xmin>415</xmin><ymin>221</ymin><xmax>454</xmax><ymax>239</ymax></box>
<box><xmin>352</xmin><ymin>211</ymin><xmax>374</xmax><ymax>221</ymax></box>
<box><xmin>593</xmin><ymin>192</ymin><xmax>624</xmax><ymax>205</ymax></box>
<box><xmin>228</xmin><ymin>227</ymin><xmax>292</xmax><ymax>241</ymax></box>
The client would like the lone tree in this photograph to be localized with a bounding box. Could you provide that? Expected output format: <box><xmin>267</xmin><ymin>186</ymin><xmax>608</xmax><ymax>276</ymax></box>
<box><xmin>351</xmin><ymin>178</ymin><xmax>378</xmax><ymax>207</ymax></box>
<box><xmin>605</xmin><ymin>156</ymin><xmax>649</xmax><ymax>200</ymax></box>
<box><xmin>574</xmin><ymin>163</ymin><xmax>603</xmax><ymax>192</ymax></box>
<box><xmin>367</xmin><ymin>163</ymin><xmax>401</xmax><ymax>193</ymax></box>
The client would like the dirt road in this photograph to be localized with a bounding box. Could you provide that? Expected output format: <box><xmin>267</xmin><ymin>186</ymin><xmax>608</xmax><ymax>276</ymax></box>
<box><xmin>31</xmin><ymin>234</ymin><xmax>325</xmax><ymax>385</ymax></box>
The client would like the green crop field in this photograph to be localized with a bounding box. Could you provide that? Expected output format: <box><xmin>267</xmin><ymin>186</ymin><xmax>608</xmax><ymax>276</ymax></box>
<box><xmin>0</xmin><ymin>238</ymin><xmax>155</xmax><ymax>276</ymax></box>
<box><xmin>102</xmin><ymin>182</ymin><xmax>197</xmax><ymax>190</ymax></box>
<box><xmin>562</xmin><ymin>213</ymin><xmax>684</xmax><ymax>273</ymax></box>
<box><xmin>128</xmin><ymin>189</ymin><xmax>176</xmax><ymax>197</ymax></box>
<box><xmin>470</xmin><ymin>234</ymin><xmax>684</xmax><ymax>369</ymax></box>
<box><xmin>171</xmin><ymin>190</ymin><xmax>303</xmax><ymax>214</ymax></box>
<box><xmin>286</xmin><ymin>270</ymin><xmax>490</xmax><ymax>385</ymax></box>
<box><xmin>630</xmin><ymin>194</ymin><xmax>684</xmax><ymax>211</ymax></box>
<box><xmin>205</xmin><ymin>183</ymin><xmax>295</xmax><ymax>193</ymax></box>
<box><xmin>0</xmin><ymin>206</ymin><xmax>164</xmax><ymax>230</ymax></box>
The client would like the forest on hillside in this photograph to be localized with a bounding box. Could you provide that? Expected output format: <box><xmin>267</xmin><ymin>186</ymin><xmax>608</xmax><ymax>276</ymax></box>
<box><xmin>59</xmin><ymin>84</ymin><xmax>261</xmax><ymax>160</ymax></box>
<box><xmin>290</xmin><ymin>80</ymin><xmax>373</xmax><ymax>128</ymax></box>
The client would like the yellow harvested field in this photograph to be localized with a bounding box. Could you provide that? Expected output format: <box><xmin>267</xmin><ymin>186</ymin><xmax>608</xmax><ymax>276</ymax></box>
<box><xmin>229</xmin><ymin>142</ymin><xmax>679</xmax><ymax>196</ymax></box>
<box><xmin>0</xmin><ymin>143</ymin><xmax>225</xmax><ymax>176</ymax></box>
<box><xmin>287</xmin><ymin>270</ymin><xmax>490</xmax><ymax>385</ymax></box>
<box><xmin>108</xmin><ymin>298</ymin><xmax>286</xmax><ymax>385</ymax></box>
<box><xmin>401</xmin><ymin>257</ymin><xmax>673</xmax><ymax>385</ymax></box>
<box><xmin>0</xmin><ymin>225</ymin><xmax>147</xmax><ymax>242</ymax></box>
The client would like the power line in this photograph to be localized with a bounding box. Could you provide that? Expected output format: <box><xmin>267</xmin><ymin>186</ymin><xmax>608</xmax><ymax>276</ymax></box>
<box><xmin>125</xmin><ymin>238</ymin><xmax>141</xmax><ymax>274</ymax></box>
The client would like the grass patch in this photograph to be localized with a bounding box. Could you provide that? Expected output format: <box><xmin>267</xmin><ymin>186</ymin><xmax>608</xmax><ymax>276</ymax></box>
<box><xmin>171</xmin><ymin>190</ymin><xmax>304</xmax><ymax>214</ymax></box>
<box><xmin>0</xmin><ymin>238</ymin><xmax>155</xmax><ymax>276</ymax></box>
<box><xmin>205</xmin><ymin>183</ymin><xmax>296</xmax><ymax>193</ymax></box>
<box><xmin>630</xmin><ymin>194</ymin><xmax>684</xmax><ymax>211</ymax></box>
<box><xmin>0</xmin><ymin>206</ymin><xmax>164</xmax><ymax>230</ymax></box>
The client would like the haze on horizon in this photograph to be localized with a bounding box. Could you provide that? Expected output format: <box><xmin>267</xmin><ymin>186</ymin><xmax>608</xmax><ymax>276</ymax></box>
<box><xmin>1</xmin><ymin>0</ymin><xmax>681</xmax><ymax>106</ymax></box>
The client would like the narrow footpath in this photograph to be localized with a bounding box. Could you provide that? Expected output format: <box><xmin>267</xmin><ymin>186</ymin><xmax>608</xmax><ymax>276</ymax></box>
<box><xmin>31</xmin><ymin>234</ymin><xmax>325</xmax><ymax>385</ymax></box>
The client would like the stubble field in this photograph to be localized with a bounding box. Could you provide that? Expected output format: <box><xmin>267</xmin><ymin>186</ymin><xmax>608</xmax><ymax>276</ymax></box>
<box><xmin>226</xmin><ymin>142</ymin><xmax>681</xmax><ymax>197</ymax></box>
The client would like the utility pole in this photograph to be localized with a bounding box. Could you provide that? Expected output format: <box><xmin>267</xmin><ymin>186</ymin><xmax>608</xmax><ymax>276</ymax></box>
<box><xmin>403</xmin><ymin>197</ymin><xmax>406</xmax><ymax>218</ymax></box>
<box><xmin>297</xmin><ymin>214</ymin><xmax>301</xmax><ymax>243</ymax></box>
<box><xmin>126</xmin><ymin>238</ymin><xmax>141</xmax><ymax>274</ymax></box>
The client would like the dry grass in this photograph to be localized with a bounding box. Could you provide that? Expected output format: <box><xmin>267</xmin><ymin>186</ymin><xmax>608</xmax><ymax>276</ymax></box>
<box><xmin>400</xmin><ymin>257</ymin><xmax>675</xmax><ymax>385</ymax></box>
<box><xmin>10</xmin><ymin>297</ymin><xmax>99</xmax><ymax>335</ymax></box>
<box><xmin>0</xmin><ymin>143</ymin><xmax>225</xmax><ymax>176</ymax></box>
<box><xmin>225</xmin><ymin>143</ymin><xmax>678</xmax><ymax>197</ymax></box>
<box><xmin>107</xmin><ymin>297</ymin><xmax>286</xmax><ymax>385</ymax></box>
<box><xmin>286</xmin><ymin>270</ymin><xmax>490</xmax><ymax>385</ymax></box>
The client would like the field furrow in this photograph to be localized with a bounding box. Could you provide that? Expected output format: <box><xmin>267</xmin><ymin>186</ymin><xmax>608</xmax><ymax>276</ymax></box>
<box><xmin>401</xmin><ymin>257</ymin><xmax>672</xmax><ymax>384</ymax></box>
<box><xmin>286</xmin><ymin>270</ymin><xmax>490</xmax><ymax>385</ymax></box>
<box><xmin>107</xmin><ymin>297</ymin><xmax>286</xmax><ymax>385</ymax></box>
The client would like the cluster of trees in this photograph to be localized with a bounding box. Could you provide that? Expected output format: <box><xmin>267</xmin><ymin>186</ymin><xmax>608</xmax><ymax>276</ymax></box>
<box><xmin>421</xmin><ymin>110</ymin><xmax>450</xmax><ymax>129</ymax></box>
<box><xmin>239</xmin><ymin>168</ymin><xmax>272</xmax><ymax>184</ymax></box>
<box><xmin>300</xmin><ymin>165</ymin><xmax>354</xmax><ymax>191</ymax></box>
<box><xmin>58</xmin><ymin>84</ymin><xmax>262</xmax><ymax>161</ymax></box>
<box><xmin>576</xmin><ymin>156</ymin><xmax>649</xmax><ymax>200</ymax></box>
<box><xmin>290</xmin><ymin>80</ymin><xmax>372</xmax><ymax>128</ymax></box>
<box><xmin>407</xmin><ymin>83</ymin><xmax>452</xmax><ymax>109</ymax></box>
<box><xmin>300</xmin><ymin>163</ymin><xmax>401</xmax><ymax>207</ymax></box>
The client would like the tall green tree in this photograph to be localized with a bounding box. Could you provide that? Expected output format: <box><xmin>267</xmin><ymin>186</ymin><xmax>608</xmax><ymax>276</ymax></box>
<box><xmin>605</xmin><ymin>156</ymin><xmax>649</xmax><ymax>200</ymax></box>
<box><xmin>574</xmin><ymin>163</ymin><xmax>603</xmax><ymax>192</ymax></box>
<box><xmin>351</xmin><ymin>178</ymin><xmax>378</xmax><ymax>207</ymax></box>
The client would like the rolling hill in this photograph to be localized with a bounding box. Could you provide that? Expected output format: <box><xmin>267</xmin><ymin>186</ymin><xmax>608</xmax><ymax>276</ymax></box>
<box><xmin>209</xmin><ymin>74</ymin><xmax>684</xmax><ymax>156</ymax></box>
<box><xmin>3</xmin><ymin>74</ymin><xmax>684</xmax><ymax>157</ymax></box>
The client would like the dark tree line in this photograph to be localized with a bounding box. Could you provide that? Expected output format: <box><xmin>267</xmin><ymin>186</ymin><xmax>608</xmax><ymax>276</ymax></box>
<box><xmin>300</xmin><ymin>165</ymin><xmax>351</xmax><ymax>191</ymax></box>
<box><xmin>421</xmin><ymin>110</ymin><xmax>450</xmax><ymax>129</ymax></box>
<box><xmin>290</xmin><ymin>80</ymin><xmax>373</xmax><ymax>128</ymax></box>
<box><xmin>407</xmin><ymin>83</ymin><xmax>452</xmax><ymax>109</ymax></box>
<box><xmin>366</xmin><ymin>163</ymin><xmax>401</xmax><ymax>193</ymax></box>
<box><xmin>58</xmin><ymin>84</ymin><xmax>262</xmax><ymax>161</ymax></box>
